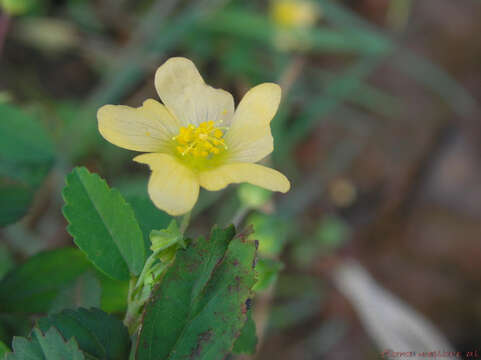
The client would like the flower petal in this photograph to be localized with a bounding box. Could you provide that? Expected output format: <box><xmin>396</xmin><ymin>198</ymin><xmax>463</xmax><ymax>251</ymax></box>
<box><xmin>199</xmin><ymin>163</ymin><xmax>290</xmax><ymax>193</ymax></box>
<box><xmin>98</xmin><ymin>99</ymin><xmax>179</xmax><ymax>152</ymax></box>
<box><xmin>154</xmin><ymin>57</ymin><xmax>234</xmax><ymax>127</ymax></box>
<box><xmin>224</xmin><ymin>83</ymin><xmax>281</xmax><ymax>163</ymax></box>
<box><xmin>141</xmin><ymin>99</ymin><xmax>181</xmax><ymax>135</ymax></box>
<box><xmin>134</xmin><ymin>153</ymin><xmax>199</xmax><ymax>216</ymax></box>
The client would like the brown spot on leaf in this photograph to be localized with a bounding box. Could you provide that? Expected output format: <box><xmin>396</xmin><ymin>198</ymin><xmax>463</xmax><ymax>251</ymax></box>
<box><xmin>241</xmin><ymin>302</ymin><xmax>247</xmax><ymax>315</ymax></box>
<box><xmin>190</xmin><ymin>329</ymin><xmax>213</xmax><ymax>359</ymax></box>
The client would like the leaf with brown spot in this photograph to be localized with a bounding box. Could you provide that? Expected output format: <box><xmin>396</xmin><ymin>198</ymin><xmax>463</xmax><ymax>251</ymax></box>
<box><xmin>136</xmin><ymin>225</ymin><xmax>257</xmax><ymax>360</ymax></box>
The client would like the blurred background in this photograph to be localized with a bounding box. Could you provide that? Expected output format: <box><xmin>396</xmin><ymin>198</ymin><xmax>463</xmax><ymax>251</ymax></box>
<box><xmin>1</xmin><ymin>0</ymin><xmax>481</xmax><ymax>358</ymax></box>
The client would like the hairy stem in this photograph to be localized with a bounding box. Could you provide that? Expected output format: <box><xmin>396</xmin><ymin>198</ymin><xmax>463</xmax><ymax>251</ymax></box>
<box><xmin>123</xmin><ymin>277</ymin><xmax>139</xmax><ymax>333</ymax></box>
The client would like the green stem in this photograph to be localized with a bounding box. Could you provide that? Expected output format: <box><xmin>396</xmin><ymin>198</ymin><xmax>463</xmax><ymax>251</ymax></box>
<box><xmin>124</xmin><ymin>249</ymin><xmax>162</xmax><ymax>333</ymax></box>
<box><xmin>179</xmin><ymin>211</ymin><xmax>191</xmax><ymax>234</ymax></box>
<box><xmin>123</xmin><ymin>277</ymin><xmax>138</xmax><ymax>332</ymax></box>
<box><xmin>231</xmin><ymin>205</ymin><xmax>250</xmax><ymax>227</ymax></box>
<box><xmin>124</xmin><ymin>210</ymin><xmax>192</xmax><ymax>334</ymax></box>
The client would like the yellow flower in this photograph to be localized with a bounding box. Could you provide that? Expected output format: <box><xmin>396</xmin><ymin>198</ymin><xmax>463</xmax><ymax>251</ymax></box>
<box><xmin>97</xmin><ymin>57</ymin><xmax>290</xmax><ymax>216</ymax></box>
<box><xmin>270</xmin><ymin>0</ymin><xmax>319</xmax><ymax>29</ymax></box>
<box><xmin>270</xmin><ymin>0</ymin><xmax>320</xmax><ymax>52</ymax></box>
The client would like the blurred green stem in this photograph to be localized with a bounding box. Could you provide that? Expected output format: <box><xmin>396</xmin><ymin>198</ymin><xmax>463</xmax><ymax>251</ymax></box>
<box><xmin>231</xmin><ymin>206</ymin><xmax>250</xmax><ymax>227</ymax></box>
<box><xmin>279</xmin><ymin>55</ymin><xmax>305</xmax><ymax>93</ymax></box>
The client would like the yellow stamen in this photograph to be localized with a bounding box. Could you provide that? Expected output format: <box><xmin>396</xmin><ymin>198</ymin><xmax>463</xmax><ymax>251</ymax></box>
<box><xmin>172</xmin><ymin>120</ymin><xmax>227</xmax><ymax>158</ymax></box>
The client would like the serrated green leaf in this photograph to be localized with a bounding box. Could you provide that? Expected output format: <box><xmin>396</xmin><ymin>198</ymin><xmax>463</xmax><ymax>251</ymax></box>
<box><xmin>232</xmin><ymin>311</ymin><xmax>257</xmax><ymax>355</ymax></box>
<box><xmin>49</xmin><ymin>272</ymin><xmax>101</xmax><ymax>314</ymax></box>
<box><xmin>0</xmin><ymin>104</ymin><xmax>54</xmax><ymax>226</ymax></box>
<box><xmin>0</xmin><ymin>248</ymin><xmax>91</xmax><ymax>313</ymax></box>
<box><xmin>37</xmin><ymin>307</ymin><xmax>130</xmax><ymax>360</ymax></box>
<box><xmin>62</xmin><ymin>167</ymin><xmax>145</xmax><ymax>280</ymax></box>
<box><xmin>34</xmin><ymin>328</ymin><xmax>85</xmax><ymax>360</ymax></box>
<box><xmin>6</xmin><ymin>335</ymin><xmax>43</xmax><ymax>360</ymax></box>
<box><xmin>136</xmin><ymin>226</ymin><xmax>257</xmax><ymax>360</ymax></box>
<box><xmin>6</xmin><ymin>327</ymin><xmax>85</xmax><ymax>360</ymax></box>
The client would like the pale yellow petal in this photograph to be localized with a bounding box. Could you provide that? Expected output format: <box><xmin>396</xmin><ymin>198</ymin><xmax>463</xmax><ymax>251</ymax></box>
<box><xmin>199</xmin><ymin>163</ymin><xmax>290</xmax><ymax>193</ymax></box>
<box><xmin>97</xmin><ymin>100</ymin><xmax>179</xmax><ymax>152</ymax></box>
<box><xmin>224</xmin><ymin>83</ymin><xmax>281</xmax><ymax>163</ymax></box>
<box><xmin>154</xmin><ymin>57</ymin><xmax>234</xmax><ymax>127</ymax></box>
<box><xmin>134</xmin><ymin>153</ymin><xmax>199</xmax><ymax>216</ymax></box>
<box><xmin>141</xmin><ymin>99</ymin><xmax>181</xmax><ymax>135</ymax></box>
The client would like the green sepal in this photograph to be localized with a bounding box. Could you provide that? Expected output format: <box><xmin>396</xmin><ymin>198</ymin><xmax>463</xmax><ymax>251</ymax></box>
<box><xmin>149</xmin><ymin>220</ymin><xmax>185</xmax><ymax>253</ymax></box>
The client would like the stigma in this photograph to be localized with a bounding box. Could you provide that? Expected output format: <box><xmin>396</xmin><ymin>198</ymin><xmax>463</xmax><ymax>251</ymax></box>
<box><xmin>173</xmin><ymin>120</ymin><xmax>227</xmax><ymax>158</ymax></box>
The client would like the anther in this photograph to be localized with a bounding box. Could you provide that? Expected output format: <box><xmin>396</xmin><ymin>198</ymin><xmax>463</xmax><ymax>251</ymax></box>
<box><xmin>173</xmin><ymin>120</ymin><xmax>228</xmax><ymax>158</ymax></box>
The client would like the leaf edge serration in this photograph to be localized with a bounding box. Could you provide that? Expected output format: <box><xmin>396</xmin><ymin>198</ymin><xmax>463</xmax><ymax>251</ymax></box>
<box><xmin>61</xmin><ymin>166</ymin><xmax>145</xmax><ymax>280</ymax></box>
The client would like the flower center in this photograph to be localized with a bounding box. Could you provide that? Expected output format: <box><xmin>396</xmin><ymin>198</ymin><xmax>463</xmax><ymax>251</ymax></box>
<box><xmin>173</xmin><ymin>120</ymin><xmax>227</xmax><ymax>159</ymax></box>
